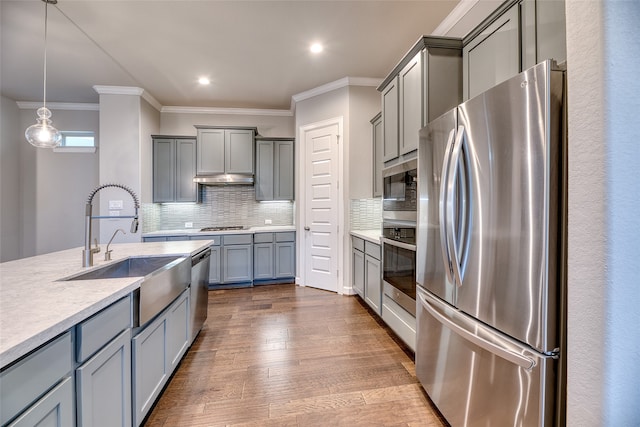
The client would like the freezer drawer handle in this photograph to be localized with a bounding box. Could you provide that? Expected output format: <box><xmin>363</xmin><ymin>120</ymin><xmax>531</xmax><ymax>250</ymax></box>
<box><xmin>419</xmin><ymin>293</ymin><xmax>536</xmax><ymax>371</ymax></box>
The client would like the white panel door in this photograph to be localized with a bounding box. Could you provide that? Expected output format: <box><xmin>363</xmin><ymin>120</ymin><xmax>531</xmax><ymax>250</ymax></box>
<box><xmin>303</xmin><ymin>122</ymin><xmax>340</xmax><ymax>292</ymax></box>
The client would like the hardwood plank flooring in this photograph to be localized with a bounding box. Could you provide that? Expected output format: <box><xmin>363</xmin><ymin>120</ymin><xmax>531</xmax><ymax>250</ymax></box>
<box><xmin>143</xmin><ymin>284</ymin><xmax>447</xmax><ymax>427</ymax></box>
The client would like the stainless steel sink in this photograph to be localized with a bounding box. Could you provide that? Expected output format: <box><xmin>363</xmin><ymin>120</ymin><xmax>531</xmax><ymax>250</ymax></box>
<box><xmin>62</xmin><ymin>255</ymin><xmax>191</xmax><ymax>327</ymax></box>
<box><xmin>64</xmin><ymin>256</ymin><xmax>184</xmax><ymax>280</ymax></box>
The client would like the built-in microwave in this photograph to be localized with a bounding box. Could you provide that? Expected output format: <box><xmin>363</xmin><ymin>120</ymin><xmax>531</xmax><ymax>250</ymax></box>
<box><xmin>382</xmin><ymin>159</ymin><xmax>417</xmax><ymax>221</ymax></box>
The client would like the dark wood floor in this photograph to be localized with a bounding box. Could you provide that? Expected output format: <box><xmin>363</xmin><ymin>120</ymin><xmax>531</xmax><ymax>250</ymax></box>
<box><xmin>144</xmin><ymin>284</ymin><xmax>447</xmax><ymax>426</ymax></box>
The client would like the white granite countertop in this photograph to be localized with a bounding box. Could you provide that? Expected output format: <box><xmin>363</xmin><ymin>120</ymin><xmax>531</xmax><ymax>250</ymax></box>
<box><xmin>143</xmin><ymin>225</ymin><xmax>296</xmax><ymax>237</ymax></box>
<box><xmin>0</xmin><ymin>240</ymin><xmax>211</xmax><ymax>368</ymax></box>
<box><xmin>350</xmin><ymin>229</ymin><xmax>382</xmax><ymax>244</ymax></box>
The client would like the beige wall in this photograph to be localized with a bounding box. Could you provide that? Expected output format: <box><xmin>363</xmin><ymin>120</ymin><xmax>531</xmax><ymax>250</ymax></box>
<box><xmin>159</xmin><ymin>111</ymin><xmax>294</xmax><ymax>138</ymax></box>
<box><xmin>17</xmin><ymin>107</ymin><xmax>100</xmax><ymax>257</ymax></box>
<box><xmin>140</xmin><ymin>99</ymin><xmax>161</xmax><ymax>204</ymax></box>
<box><xmin>565</xmin><ymin>1</ymin><xmax>640</xmax><ymax>424</ymax></box>
<box><xmin>0</xmin><ymin>96</ymin><xmax>22</xmax><ymax>261</ymax></box>
<box><xmin>348</xmin><ymin>86</ymin><xmax>381</xmax><ymax>199</ymax></box>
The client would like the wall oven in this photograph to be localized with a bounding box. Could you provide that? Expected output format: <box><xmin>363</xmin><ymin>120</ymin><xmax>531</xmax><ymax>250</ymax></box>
<box><xmin>382</xmin><ymin>220</ymin><xmax>417</xmax><ymax>316</ymax></box>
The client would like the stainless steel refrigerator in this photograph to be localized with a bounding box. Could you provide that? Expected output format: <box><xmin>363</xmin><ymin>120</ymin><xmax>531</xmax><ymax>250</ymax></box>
<box><xmin>416</xmin><ymin>60</ymin><xmax>566</xmax><ymax>426</ymax></box>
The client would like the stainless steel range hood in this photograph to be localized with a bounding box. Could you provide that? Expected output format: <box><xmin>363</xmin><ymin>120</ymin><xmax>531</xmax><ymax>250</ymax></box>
<box><xmin>193</xmin><ymin>174</ymin><xmax>254</xmax><ymax>185</ymax></box>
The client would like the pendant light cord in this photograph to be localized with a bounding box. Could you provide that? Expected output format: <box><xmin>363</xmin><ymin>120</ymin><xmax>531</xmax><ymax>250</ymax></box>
<box><xmin>42</xmin><ymin>0</ymin><xmax>49</xmax><ymax>109</ymax></box>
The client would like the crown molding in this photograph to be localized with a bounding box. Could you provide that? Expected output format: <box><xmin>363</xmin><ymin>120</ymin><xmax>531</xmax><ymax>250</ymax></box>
<box><xmin>92</xmin><ymin>85</ymin><xmax>162</xmax><ymax>111</ymax></box>
<box><xmin>16</xmin><ymin>102</ymin><xmax>99</xmax><ymax>111</ymax></box>
<box><xmin>291</xmin><ymin>76</ymin><xmax>383</xmax><ymax>105</ymax></box>
<box><xmin>161</xmin><ymin>106</ymin><xmax>293</xmax><ymax>117</ymax></box>
<box><xmin>431</xmin><ymin>0</ymin><xmax>480</xmax><ymax>36</ymax></box>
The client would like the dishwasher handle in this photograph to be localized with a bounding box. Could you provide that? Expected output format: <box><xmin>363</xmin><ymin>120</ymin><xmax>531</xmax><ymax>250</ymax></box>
<box><xmin>191</xmin><ymin>248</ymin><xmax>211</xmax><ymax>266</ymax></box>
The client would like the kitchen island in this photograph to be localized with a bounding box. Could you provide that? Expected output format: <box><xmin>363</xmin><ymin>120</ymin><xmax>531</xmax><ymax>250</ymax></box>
<box><xmin>0</xmin><ymin>240</ymin><xmax>210</xmax><ymax>368</ymax></box>
<box><xmin>0</xmin><ymin>240</ymin><xmax>212</xmax><ymax>426</ymax></box>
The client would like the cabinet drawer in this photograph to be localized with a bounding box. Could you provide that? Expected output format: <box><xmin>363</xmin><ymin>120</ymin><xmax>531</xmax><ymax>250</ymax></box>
<box><xmin>190</xmin><ymin>235</ymin><xmax>221</xmax><ymax>245</ymax></box>
<box><xmin>364</xmin><ymin>241</ymin><xmax>381</xmax><ymax>260</ymax></box>
<box><xmin>0</xmin><ymin>332</ymin><xmax>72</xmax><ymax>426</ymax></box>
<box><xmin>223</xmin><ymin>234</ymin><xmax>252</xmax><ymax>245</ymax></box>
<box><xmin>253</xmin><ymin>233</ymin><xmax>274</xmax><ymax>244</ymax></box>
<box><xmin>275</xmin><ymin>232</ymin><xmax>295</xmax><ymax>243</ymax></box>
<box><xmin>76</xmin><ymin>295</ymin><xmax>131</xmax><ymax>363</ymax></box>
<box><xmin>352</xmin><ymin>236</ymin><xmax>365</xmax><ymax>252</ymax></box>
<box><xmin>143</xmin><ymin>236</ymin><xmax>166</xmax><ymax>242</ymax></box>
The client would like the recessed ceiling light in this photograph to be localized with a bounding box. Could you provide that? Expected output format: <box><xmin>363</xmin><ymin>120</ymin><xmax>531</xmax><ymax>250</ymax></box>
<box><xmin>198</xmin><ymin>77</ymin><xmax>210</xmax><ymax>85</ymax></box>
<box><xmin>310</xmin><ymin>43</ymin><xmax>323</xmax><ymax>54</ymax></box>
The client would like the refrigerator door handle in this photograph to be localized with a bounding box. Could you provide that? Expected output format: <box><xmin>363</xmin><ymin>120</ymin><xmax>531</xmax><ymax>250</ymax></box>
<box><xmin>439</xmin><ymin>128</ymin><xmax>456</xmax><ymax>284</ymax></box>
<box><xmin>445</xmin><ymin>126</ymin><xmax>468</xmax><ymax>287</ymax></box>
<box><xmin>418</xmin><ymin>291</ymin><xmax>536</xmax><ymax>370</ymax></box>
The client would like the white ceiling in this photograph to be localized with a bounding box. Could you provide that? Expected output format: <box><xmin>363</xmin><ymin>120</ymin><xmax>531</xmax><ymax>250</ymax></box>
<box><xmin>1</xmin><ymin>0</ymin><xmax>500</xmax><ymax>111</ymax></box>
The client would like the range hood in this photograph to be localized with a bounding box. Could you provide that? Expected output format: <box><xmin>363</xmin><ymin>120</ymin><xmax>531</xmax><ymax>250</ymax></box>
<box><xmin>193</xmin><ymin>174</ymin><xmax>254</xmax><ymax>185</ymax></box>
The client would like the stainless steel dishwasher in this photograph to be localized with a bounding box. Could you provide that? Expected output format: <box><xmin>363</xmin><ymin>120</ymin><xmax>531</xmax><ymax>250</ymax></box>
<box><xmin>190</xmin><ymin>247</ymin><xmax>211</xmax><ymax>343</ymax></box>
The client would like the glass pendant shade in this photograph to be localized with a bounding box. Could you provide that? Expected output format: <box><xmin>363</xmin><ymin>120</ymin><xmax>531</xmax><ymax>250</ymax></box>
<box><xmin>25</xmin><ymin>107</ymin><xmax>61</xmax><ymax>148</ymax></box>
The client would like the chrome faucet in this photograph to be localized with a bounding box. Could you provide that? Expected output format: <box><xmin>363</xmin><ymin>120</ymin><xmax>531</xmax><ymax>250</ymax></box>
<box><xmin>83</xmin><ymin>183</ymin><xmax>140</xmax><ymax>267</ymax></box>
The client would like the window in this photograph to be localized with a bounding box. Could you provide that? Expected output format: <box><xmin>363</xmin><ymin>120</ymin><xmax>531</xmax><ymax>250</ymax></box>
<box><xmin>53</xmin><ymin>131</ymin><xmax>96</xmax><ymax>153</ymax></box>
<box><xmin>61</xmin><ymin>131</ymin><xmax>95</xmax><ymax>147</ymax></box>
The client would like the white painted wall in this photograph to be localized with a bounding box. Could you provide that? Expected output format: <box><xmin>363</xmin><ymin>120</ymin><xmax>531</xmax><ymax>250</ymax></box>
<box><xmin>0</xmin><ymin>96</ymin><xmax>22</xmax><ymax>261</ymax></box>
<box><xmin>11</xmin><ymin>107</ymin><xmax>99</xmax><ymax>258</ymax></box>
<box><xmin>97</xmin><ymin>94</ymin><xmax>143</xmax><ymax>244</ymax></box>
<box><xmin>159</xmin><ymin>111</ymin><xmax>294</xmax><ymax>137</ymax></box>
<box><xmin>348</xmin><ymin>86</ymin><xmax>381</xmax><ymax>199</ymax></box>
<box><xmin>566</xmin><ymin>1</ymin><xmax>640</xmax><ymax>425</ymax></box>
<box><xmin>140</xmin><ymin>99</ymin><xmax>161</xmax><ymax>205</ymax></box>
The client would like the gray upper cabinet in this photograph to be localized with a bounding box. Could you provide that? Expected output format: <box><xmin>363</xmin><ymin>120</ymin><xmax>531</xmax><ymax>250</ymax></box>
<box><xmin>463</xmin><ymin>0</ymin><xmax>566</xmax><ymax>100</ymax></box>
<box><xmin>378</xmin><ymin>37</ymin><xmax>462</xmax><ymax>164</ymax></box>
<box><xmin>381</xmin><ymin>77</ymin><xmax>399</xmax><ymax>162</ymax></box>
<box><xmin>371</xmin><ymin>112</ymin><xmax>383</xmax><ymax>198</ymax></box>
<box><xmin>399</xmin><ymin>52</ymin><xmax>422</xmax><ymax>156</ymax></box>
<box><xmin>152</xmin><ymin>136</ymin><xmax>196</xmax><ymax>203</ymax></box>
<box><xmin>463</xmin><ymin>4</ymin><xmax>520</xmax><ymax>100</ymax></box>
<box><xmin>196</xmin><ymin>127</ymin><xmax>255</xmax><ymax>175</ymax></box>
<box><xmin>255</xmin><ymin>138</ymin><xmax>294</xmax><ymax>201</ymax></box>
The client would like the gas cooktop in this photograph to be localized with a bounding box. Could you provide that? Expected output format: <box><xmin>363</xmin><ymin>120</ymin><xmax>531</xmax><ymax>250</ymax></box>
<box><xmin>199</xmin><ymin>226</ymin><xmax>246</xmax><ymax>232</ymax></box>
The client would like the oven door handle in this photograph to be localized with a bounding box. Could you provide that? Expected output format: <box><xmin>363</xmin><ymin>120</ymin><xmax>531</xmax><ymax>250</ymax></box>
<box><xmin>382</xmin><ymin>238</ymin><xmax>416</xmax><ymax>252</ymax></box>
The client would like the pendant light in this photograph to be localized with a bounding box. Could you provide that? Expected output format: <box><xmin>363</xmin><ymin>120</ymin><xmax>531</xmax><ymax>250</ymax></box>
<box><xmin>25</xmin><ymin>0</ymin><xmax>62</xmax><ymax>148</ymax></box>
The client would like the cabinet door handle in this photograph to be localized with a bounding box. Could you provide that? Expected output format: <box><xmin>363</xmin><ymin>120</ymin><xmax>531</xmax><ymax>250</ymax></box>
<box><xmin>304</xmin><ymin>226</ymin><xmax>310</xmax><ymax>231</ymax></box>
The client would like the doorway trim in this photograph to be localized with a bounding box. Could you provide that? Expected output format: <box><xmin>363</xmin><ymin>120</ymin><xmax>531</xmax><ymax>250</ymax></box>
<box><xmin>297</xmin><ymin>116</ymin><xmax>345</xmax><ymax>294</ymax></box>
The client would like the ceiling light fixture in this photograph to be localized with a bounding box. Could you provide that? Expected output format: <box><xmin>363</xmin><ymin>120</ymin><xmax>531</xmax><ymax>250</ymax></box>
<box><xmin>25</xmin><ymin>0</ymin><xmax>62</xmax><ymax>148</ymax></box>
<box><xmin>310</xmin><ymin>43</ymin><xmax>323</xmax><ymax>54</ymax></box>
<box><xmin>198</xmin><ymin>77</ymin><xmax>210</xmax><ymax>85</ymax></box>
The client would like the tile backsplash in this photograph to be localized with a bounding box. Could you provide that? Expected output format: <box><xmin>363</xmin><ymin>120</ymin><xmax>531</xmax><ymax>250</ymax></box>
<box><xmin>142</xmin><ymin>186</ymin><xmax>293</xmax><ymax>232</ymax></box>
<box><xmin>350</xmin><ymin>198</ymin><xmax>382</xmax><ymax>231</ymax></box>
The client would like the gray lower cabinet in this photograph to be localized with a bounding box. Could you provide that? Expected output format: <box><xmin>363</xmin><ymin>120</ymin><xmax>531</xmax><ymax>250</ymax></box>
<box><xmin>352</xmin><ymin>245</ymin><xmax>365</xmax><ymax>298</ymax></box>
<box><xmin>132</xmin><ymin>289</ymin><xmax>189</xmax><ymax>426</ymax></box>
<box><xmin>351</xmin><ymin>237</ymin><xmax>381</xmax><ymax>315</ymax></box>
<box><xmin>208</xmin><ymin>245</ymin><xmax>221</xmax><ymax>284</ymax></box>
<box><xmin>364</xmin><ymin>249</ymin><xmax>381</xmax><ymax>314</ymax></box>
<box><xmin>195</xmin><ymin>127</ymin><xmax>255</xmax><ymax>175</ymax></box>
<box><xmin>253</xmin><ymin>232</ymin><xmax>295</xmax><ymax>282</ymax></box>
<box><xmin>76</xmin><ymin>330</ymin><xmax>132</xmax><ymax>427</ymax></box>
<box><xmin>221</xmin><ymin>234</ymin><xmax>253</xmax><ymax>284</ymax></box>
<box><xmin>1</xmin><ymin>332</ymin><xmax>73</xmax><ymax>427</ymax></box>
<box><xmin>75</xmin><ymin>295</ymin><xmax>132</xmax><ymax>427</ymax></box>
<box><xmin>8</xmin><ymin>377</ymin><xmax>74</xmax><ymax>427</ymax></box>
<box><xmin>255</xmin><ymin>138</ymin><xmax>294</xmax><ymax>201</ymax></box>
<box><xmin>152</xmin><ymin>136</ymin><xmax>197</xmax><ymax>203</ymax></box>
